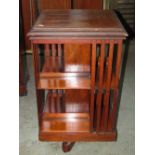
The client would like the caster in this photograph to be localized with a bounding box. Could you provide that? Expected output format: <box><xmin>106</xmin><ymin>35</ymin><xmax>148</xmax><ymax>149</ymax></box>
<box><xmin>62</xmin><ymin>142</ymin><xmax>75</xmax><ymax>152</ymax></box>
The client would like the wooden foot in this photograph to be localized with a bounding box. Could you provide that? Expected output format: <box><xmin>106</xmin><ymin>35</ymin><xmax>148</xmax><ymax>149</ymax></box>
<box><xmin>62</xmin><ymin>142</ymin><xmax>75</xmax><ymax>152</ymax></box>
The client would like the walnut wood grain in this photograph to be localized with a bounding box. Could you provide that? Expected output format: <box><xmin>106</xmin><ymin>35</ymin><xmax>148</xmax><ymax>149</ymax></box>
<box><xmin>101</xmin><ymin>40</ymin><xmax>115</xmax><ymax>131</ymax></box>
<box><xmin>73</xmin><ymin>0</ymin><xmax>103</xmax><ymax>9</ymax></box>
<box><xmin>96</xmin><ymin>41</ymin><xmax>105</xmax><ymax>131</ymax></box>
<box><xmin>29</xmin><ymin>10</ymin><xmax>127</xmax><ymax>144</ymax></box>
<box><xmin>39</xmin><ymin>131</ymin><xmax>117</xmax><ymax>141</ymax></box>
<box><xmin>38</xmin><ymin>77</ymin><xmax>91</xmax><ymax>90</ymax></box>
<box><xmin>44</xmin><ymin>90</ymin><xmax>90</xmax><ymax>113</ymax></box>
<box><xmin>40</xmin><ymin>0</ymin><xmax>71</xmax><ymax>10</ymax></box>
<box><xmin>28</xmin><ymin>10</ymin><xmax>128</xmax><ymax>39</ymax></box>
<box><xmin>41</xmin><ymin>115</ymin><xmax>90</xmax><ymax>133</ymax></box>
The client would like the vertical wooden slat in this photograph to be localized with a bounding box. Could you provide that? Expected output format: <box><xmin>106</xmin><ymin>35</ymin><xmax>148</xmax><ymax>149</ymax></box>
<box><xmin>51</xmin><ymin>93</ymin><xmax>55</xmax><ymax>113</ymax></box>
<box><xmin>32</xmin><ymin>43</ymin><xmax>44</xmax><ymax>127</ymax></box>
<box><xmin>96</xmin><ymin>41</ymin><xmax>105</xmax><ymax>132</ymax></box>
<box><xmin>114</xmin><ymin>40</ymin><xmax>123</xmax><ymax>89</ymax></box>
<box><xmin>45</xmin><ymin>44</ymin><xmax>50</xmax><ymax>57</ymax></box>
<box><xmin>52</xmin><ymin>44</ymin><xmax>57</xmax><ymax>56</ymax></box>
<box><xmin>101</xmin><ymin>40</ymin><xmax>114</xmax><ymax>131</ymax></box>
<box><xmin>32</xmin><ymin>44</ymin><xmax>39</xmax><ymax>85</ymax></box>
<box><xmin>108</xmin><ymin>40</ymin><xmax>123</xmax><ymax>131</ymax></box>
<box><xmin>108</xmin><ymin>90</ymin><xmax>118</xmax><ymax>130</ymax></box>
<box><xmin>58</xmin><ymin>44</ymin><xmax>62</xmax><ymax>56</ymax></box>
<box><xmin>61</xmin><ymin>90</ymin><xmax>65</xmax><ymax>113</ymax></box>
<box><xmin>90</xmin><ymin>42</ymin><xmax>96</xmax><ymax>131</ymax></box>
<box><xmin>49</xmin><ymin>93</ymin><xmax>51</xmax><ymax>113</ymax></box>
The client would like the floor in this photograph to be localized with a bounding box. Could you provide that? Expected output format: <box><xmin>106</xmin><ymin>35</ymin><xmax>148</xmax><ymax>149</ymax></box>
<box><xmin>19</xmin><ymin>41</ymin><xmax>135</xmax><ymax>155</ymax></box>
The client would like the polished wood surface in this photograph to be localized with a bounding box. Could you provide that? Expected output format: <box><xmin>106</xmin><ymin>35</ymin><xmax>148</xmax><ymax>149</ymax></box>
<box><xmin>40</xmin><ymin>0</ymin><xmax>71</xmax><ymax>10</ymax></box>
<box><xmin>38</xmin><ymin>77</ymin><xmax>90</xmax><ymax>89</ymax></box>
<box><xmin>73</xmin><ymin>0</ymin><xmax>103</xmax><ymax>9</ymax></box>
<box><xmin>28</xmin><ymin>10</ymin><xmax>127</xmax><ymax>39</ymax></box>
<box><xmin>29</xmin><ymin>9</ymin><xmax>127</xmax><ymax>152</ymax></box>
<box><xmin>41</xmin><ymin>117</ymin><xmax>89</xmax><ymax>133</ymax></box>
<box><xmin>44</xmin><ymin>90</ymin><xmax>89</xmax><ymax>113</ymax></box>
<box><xmin>39</xmin><ymin>131</ymin><xmax>117</xmax><ymax>141</ymax></box>
<box><xmin>21</xmin><ymin>0</ymin><xmax>31</xmax><ymax>49</ymax></box>
<box><xmin>64</xmin><ymin>44</ymin><xmax>91</xmax><ymax>72</ymax></box>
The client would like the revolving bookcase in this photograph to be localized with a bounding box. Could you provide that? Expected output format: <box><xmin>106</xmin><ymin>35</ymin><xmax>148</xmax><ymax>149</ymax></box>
<box><xmin>28</xmin><ymin>10</ymin><xmax>127</xmax><ymax>152</ymax></box>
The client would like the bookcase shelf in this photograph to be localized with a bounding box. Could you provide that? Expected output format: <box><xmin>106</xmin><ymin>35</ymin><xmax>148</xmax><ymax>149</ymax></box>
<box><xmin>42</xmin><ymin>56</ymin><xmax>90</xmax><ymax>73</ymax></box>
<box><xmin>41</xmin><ymin>90</ymin><xmax>90</xmax><ymax>133</ymax></box>
<box><xmin>44</xmin><ymin>90</ymin><xmax>90</xmax><ymax>113</ymax></box>
<box><xmin>38</xmin><ymin>56</ymin><xmax>91</xmax><ymax>89</ymax></box>
<box><xmin>41</xmin><ymin>116</ymin><xmax>90</xmax><ymax>133</ymax></box>
<box><xmin>38</xmin><ymin>77</ymin><xmax>91</xmax><ymax>89</ymax></box>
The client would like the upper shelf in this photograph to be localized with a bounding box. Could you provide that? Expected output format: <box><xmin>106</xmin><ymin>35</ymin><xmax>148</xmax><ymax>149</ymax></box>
<box><xmin>38</xmin><ymin>56</ymin><xmax>91</xmax><ymax>90</ymax></box>
<box><xmin>41</xmin><ymin>56</ymin><xmax>90</xmax><ymax>74</ymax></box>
<box><xmin>28</xmin><ymin>10</ymin><xmax>128</xmax><ymax>39</ymax></box>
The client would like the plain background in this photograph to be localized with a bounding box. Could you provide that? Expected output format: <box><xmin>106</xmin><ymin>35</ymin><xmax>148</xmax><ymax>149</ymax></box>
<box><xmin>0</xmin><ymin>0</ymin><xmax>155</xmax><ymax>155</ymax></box>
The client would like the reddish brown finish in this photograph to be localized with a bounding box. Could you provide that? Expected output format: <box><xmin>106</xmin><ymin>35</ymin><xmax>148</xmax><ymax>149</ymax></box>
<box><xmin>74</xmin><ymin>0</ymin><xmax>103</xmax><ymax>9</ymax></box>
<box><xmin>108</xmin><ymin>40</ymin><xmax>123</xmax><ymax>131</ymax></box>
<box><xmin>19</xmin><ymin>47</ymin><xmax>27</xmax><ymax>96</ymax></box>
<box><xmin>44</xmin><ymin>90</ymin><xmax>90</xmax><ymax>113</ymax></box>
<box><xmin>19</xmin><ymin>1</ymin><xmax>28</xmax><ymax>96</ymax></box>
<box><xmin>31</xmin><ymin>0</ymin><xmax>72</xmax><ymax>25</ymax></box>
<box><xmin>45</xmin><ymin>44</ymin><xmax>50</xmax><ymax>57</ymax></box>
<box><xmin>41</xmin><ymin>116</ymin><xmax>90</xmax><ymax>133</ymax></box>
<box><xmin>52</xmin><ymin>44</ymin><xmax>56</xmax><ymax>56</ymax></box>
<box><xmin>58</xmin><ymin>44</ymin><xmax>62</xmax><ymax>56</ymax></box>
<box><xmin>62</xmin><ymin>142</ymin><xmax>75</xmax><ymax>152</ymax></box>
<box><xmin>39</xmin><ymin>131</ymin><xmax>117</xmax><ymax>141</ymax></box>
<box><xmin>101</xmin><ymin>40</ymin><xmax>114</xmax><ymax>131</ymax></box>
<box><xmin>38</xmin><ymin>77</ymin><xmax>90</xmax><ymax>90</ymax></box>
<box><xmin>96</xmin><ymin>41</ymin><xmax>105</xmax><ymax>131</ymax></box>
<box><xmin>21</xmin><ymin>0</ymin><xmax>31</xmax><ymax>49</ymax></box>
<box><xmin>64</xmin><ymin>44</ymin><xmax>91</xmax><ymax>72</ymax></box>
<box><xmin>32</xmin><ymin>44</ymin><xmax>45</xmax><ymax>127</ymax></box>
<box><xmin>40</xmin><ymin>0</ymin><xmax>71</xmax><ymax>10</ymax></box>
<box><xmin>28</xmin><ymin>10</ymin><xmax>127</xmax><ymax>152</ymax></box>
<box><xmin>28</xmin><ymin>10</ymin><xmax>127</xmax><ymax>39</ymax></box>
<box><xmin>90</xmin><ymin>42</ymin><xmax>96</xmax><ymax>131</ymax></box>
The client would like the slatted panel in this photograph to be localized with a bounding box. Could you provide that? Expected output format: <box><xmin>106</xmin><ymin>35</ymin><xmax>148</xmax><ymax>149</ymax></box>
<box><xmin>44</xmin><ymin>44</ymin><xmax>63</xmax><ymax>57</ymax></box>
<box><xmin>101</xmin><ymin>40</ymin><xmax>114</xmax><ymax>131</ymax></box>
<box><xmin>110</xmin><ymin>0</ymin><xmax>135</xmax><ymax>31</ymax></box>
<box><xmin>107</xmin><ymin>40</ymin><xmax>123</xmax><ymax>131</ymax></box>
<box><xmin>96</xmin><ymin>39</ymin><xmax>123</xmax><ymax>132</ymax></box>
<box><xmin>90</xmin><ymin>42</ymin><xmax>97</xmax><ymax>131</ymax></box>
<box><xmin>96</xmin><ymin>41</ymin><xmax>105</xmax><ymax>131</ymax></box>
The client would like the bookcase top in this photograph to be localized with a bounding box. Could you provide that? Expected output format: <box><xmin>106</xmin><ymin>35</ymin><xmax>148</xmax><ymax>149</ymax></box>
<box><xmin>28</xmin><ymin>10</ymin><xmax>128</xmax><ymax>39</ymax></box>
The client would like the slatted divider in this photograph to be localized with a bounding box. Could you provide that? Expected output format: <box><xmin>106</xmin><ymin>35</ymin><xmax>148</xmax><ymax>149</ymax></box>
<box><xmin>107</xmin><ymin>40</ymin><xmax>123</xmax><ymax>131</ymax></box>
<box><xmin>52</xmin><ymin>44</ymin><xmax>56</xmax><ymax>56</ymax></box>
<box><xmin>90</xmin><ymin>42</ymin><xmax>97</xmax><ymax>131</ymax></box>
<box><xmin>96</xmin><ymin>41</ymin><xmax>105</xmax><ymax>132</ymax></box>
<box><xmin>101</xmin><ymin>40</ymin><xmax>114</xmax><ymax>131</ymax></box>
<box><xmin>95</xmin><ymin>39</ymin><xmax>124</xmax><ymax>132</ymax></box>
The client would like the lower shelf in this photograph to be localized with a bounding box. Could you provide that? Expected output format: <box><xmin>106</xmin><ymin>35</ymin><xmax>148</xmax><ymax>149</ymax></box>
<box><xmin>41</xmin><ymin>114</ymin><xmax>90</xmax><ymax>133</ymax></box>
<box><xmin>41</xmin><ymin>90</ymin><xmax>90</xmax><ymax>133</ymax></box>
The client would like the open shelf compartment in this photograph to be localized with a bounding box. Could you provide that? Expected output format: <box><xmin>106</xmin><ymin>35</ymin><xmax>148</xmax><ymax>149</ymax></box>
<box><xmin>38</xmin><ymin>56</ymin><xmax>91</xmax><ymax>90</ymax></box>
<box><xmin>41</xmin><ymin>90</ymin><xmax>90</xmax><ymax>133</ymax></box>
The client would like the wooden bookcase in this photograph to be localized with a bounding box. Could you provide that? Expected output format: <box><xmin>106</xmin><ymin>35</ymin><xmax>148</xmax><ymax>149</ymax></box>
<box><xmin>28</xmin><ymin>10</ymin><xmax>127</xmax><ymax>152</ymax></box>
